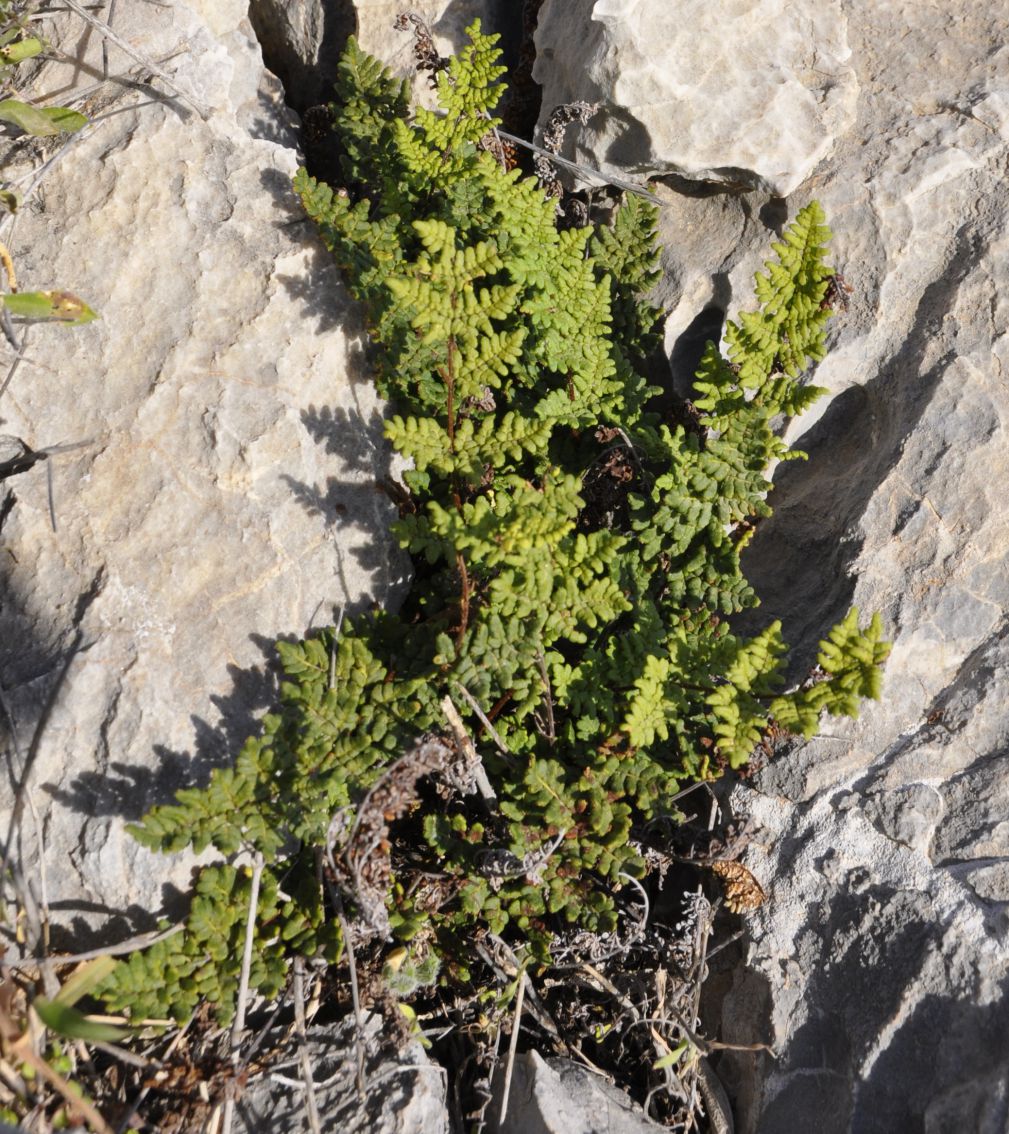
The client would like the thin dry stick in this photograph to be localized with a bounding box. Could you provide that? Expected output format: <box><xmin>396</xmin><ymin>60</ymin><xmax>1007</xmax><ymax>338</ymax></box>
<box><xmin>0</xmin><ymin>335</ymin><xmax>26</xmax><ymax>403</ymax></box>
<box><xmin>706</xmin><ymin>929</ymin><xmax>744</xmax><ymax>961</ymax></box>
<box><xmin>43</xmin><ymin>46</ymin><xmax>188</xmax><ymax>110</ymax></box>
<box><xmin>683</xmin><ymin>891</ymin><xmax>712</xmax><ymax>1134</ymax></box>
<box><xmin>616</xmin><ymin>870</ymin><xmax>650</xmax><ymax>947</ymax></box>
<box><xmin>452</xmin><ymin>682</ymin><xmax>508</xmax><ymax>754</ymax></box>
<box><xmin>11</xmin><ymin>921</ymin><xmax>184</xmax><ymax>970</ymax></box>
<box><xmin>221</xmin><ymin>852</ymin><xmax>264</xmax><ymax>1134</ymax></box>
<box><xmin>58</xmin><ymin>0</ymin><xmax>211</xmax><ymax>118</ymax></box>
<box><xmin>45</xmin><ymin>457</ymin><xmax>57</xmax><ymax>531</ymax></box>
<box><xmin>327</xmin><ymin>607</ymin><xmax>345</xmax><ymax>691</ymax></box>
<box><xmin>101</xmin><ymin>0</ymin><xmax>117</xmax><ymax>79</ymax></box>
<box><xmin>292</xmin><ymin>956</ymin><xmax>322</xmax><ymax>1134</ymax></box>
<box><xmin>535</xmin><ymin>651</ymin><xmax>555</xmax><ymax>743</ymax></box>
<box><xmin>5</xmin><ymin>861</ymin><xmax>44</xmax><ymax>972</ymax></box>
<box><xmin>497</xmin><ymin>969</ymin><xmax>526</xmax><ymax>1126</ymax></box>
<box><xmin>494</xmin><ymin>127</ymin><xmax>662</xmax><ymax>203</ymax></box>
<box><xmin>5</xmin><ymin>1027</ymin><xmax>115</xmax><ymax>1134</ymax></box>
<box><xmin>580</xmin><ymin>963</ymin><xmax>679</xmax><ymax>1054</ymax></box>
<box><xmin>626</xmin><ymin>1012</ymin><xmax>772</xmax><ymax>1057</ymax></box>
<box><xmin>269</xmin><ymin>1061</ymin><xmax>444</xmax><ymax>1093</ymax></box>
<box><xmin>485</xmin><ymin>934</ymin><xmax>561</xmax><ymax>1042</ymax></box>
<box><xmin>0</xmin><ymin>304</ymin><xmax>19</xmax><ymax>351</ymax></box>
<box><xmin>0</xmin><ymin>241</ymin><xmax>17</xmax><ymax>291</ymax></box>
<box><xmin>440</xmin><ymin>694</ymin><xmax>496</xmax><ymax>802</ymax></box>
<box><xmin>231</xmin><ymin>854</ymin><xmax>265</xmax><ymax>1054</ymax></box>
<box><xmin>320</xmin><ymin>847</ymin><xmax>367</xmax><ymax>1098</ymax></box>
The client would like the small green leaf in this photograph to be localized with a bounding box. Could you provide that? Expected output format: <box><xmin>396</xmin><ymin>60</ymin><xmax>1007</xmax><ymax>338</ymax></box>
<box><xmin>38</xmin><ymin>105</ymin><xmax>89</xmax><ymax>134</ymax></box>
<box><xmin>0</xmin><ymin>37</ymin><xmax>43</xmax><ymax>65</ymax></box>
<box><xmin>0</xmin><ymin>189</ymin><xmax>19</xmax><ymax>213</ymax></box>
<box><xmin>3</xmin><ymin>290</ymin><xmax>97</xmax><ymax>324</ymax></box>
<box><xmin>52</xmin><ymin>956</ymin><xmax>117</xmax><ymax>1007</ymax></box>
<box><xmin>33</xmin><ymin>998</ymin><xmax>130</xmax><ymax>1043</ymax></box>
<box><xmin>0</xmin><ymin>99</ymin><xmax>88</xmax><ymax>136</ymax></box>
<box><xmin>653</xmin><ymin>1039</ymin><xmax>691</xmax><ymax>1070</ymax></box>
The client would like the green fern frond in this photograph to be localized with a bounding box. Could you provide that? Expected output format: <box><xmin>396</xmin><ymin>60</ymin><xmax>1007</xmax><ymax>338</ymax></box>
<box><xmin>107</xmin><ymin>26</ymin><xmax>889</xmax><ymax>1029</ymax></box>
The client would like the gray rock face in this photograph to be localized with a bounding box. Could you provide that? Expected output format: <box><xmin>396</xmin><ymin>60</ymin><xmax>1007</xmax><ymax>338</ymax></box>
<box><xmin>489</xmin><ymin>1051</ymin><xmax>662</xmax><ymax>1134</ymax></box>
<box><xmin>237</xmin><ymin>1012</ymin><xmax>449</xmax><ymax>1133</ymax></box>
<box><xmin>525</xmin><ymin>1</ymin><xmax>1009</xmax><ymax>1129</ymax></box>
<box><xmin>671</xmin><ymin>7</ymin><xmax>1009</xmax><ymax>1134</ymax></box>
<box><xmin>354</xmin><ymin>0</ymin><xmax>519</xmax><ymax>110</ymax></box>
<box><xmin>533</xmin><ymin>0</ymin><xmax>858</xmax><ymax>196</ymax></box>
<box><xmin>248</xmin><ymin>0</ymin><xmax>355</xmax><ymax>112</ymax></box>
<box><xmin>5</xmin><ymin>3</ymin><xmax>1007</xmax><ymax>1132</ymax></box>
<box><xmin>0</xmin><ymin>2</ymin><xmax>404</xmax><ymax>932</ymax></box>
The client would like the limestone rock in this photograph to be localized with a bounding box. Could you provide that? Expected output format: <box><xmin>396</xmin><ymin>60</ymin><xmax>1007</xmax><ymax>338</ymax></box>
<box><xmin>248</xmin><ymin>0</ymin><xmax>355</xmax><ymax>113</ymax></box>
<box><xmin>533</xmin><ymin>0</ymin><xmax>858</xmax><ymax>196</ymax></box>
<box><xmin>521</xmin><ymin>3</ymin><xmax>1009</xmax><ymax>1131</ymax></box>
<box><xmin>670</xmin><ymin>7</ymin><xmax>1009</xmax><ymax>1134</ymax></box>
<box><xmin>237</xmin><ymin>1012</ymin><xmax>449</xmax><ymax>1133</ymax></box>
<box><xmin>489</xmin><ymin>1051</ymin><xmax>663</xmax><ymax>1134</ymax></box>
<box><xmin>0</xmin><ymin>2</ymin><xmax>405</xmax><ymax>935</ymax></box>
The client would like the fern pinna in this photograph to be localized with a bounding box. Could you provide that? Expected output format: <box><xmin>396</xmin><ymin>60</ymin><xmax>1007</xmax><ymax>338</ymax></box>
<box><xmin>98</xmin><ymin>24</ymin><xmax>889</xmax><ymax>1022</ymax></box>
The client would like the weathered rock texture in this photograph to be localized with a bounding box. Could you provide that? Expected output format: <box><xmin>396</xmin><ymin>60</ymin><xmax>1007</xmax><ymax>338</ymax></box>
<box><xmin>249</xmin><ymin>1</ymin><xmax>1009</xmax><ymax>1129</ymax></box>
<box><xmin>237</xmin><ymin>1012</ymin><xmax>449</xmax><ymax>1133</ymax></box>
<box><xmin>527</xmin><ymin>0</ymin><xmax>1009</xmax><ymax>1129</ymax></box>
<box><xmin>354</xmin><ymin>0</ymin><xmax>520</xmax><ymax>109</ymax></box>
<box><xmin>533</xmin><ymin>0</ymin><xmax>858</xmax><ymax>197</ymax></box>
<box><xmin>633</xmin><ymin>5</ymin><xmax>1009</xmax><ymax>1133</ymax></box>
<box><xmin>0</xmin><ymin>2</ymin><xmax>404</xmax><ymax>936</ymax></box>
<box><xmin>489</xmin><ymin>1051</ymin><xmax>662</xmax><ymax>1134</ymax></box>
<box><xmin>6</xmin><ymin>0</ymin><xmax>1008</xmax><ymax>1130</ymax></box>
<box><xmin>248</xmin><ymin>0</ymin><xmax>355</xmax><ymax>113</ymax></box>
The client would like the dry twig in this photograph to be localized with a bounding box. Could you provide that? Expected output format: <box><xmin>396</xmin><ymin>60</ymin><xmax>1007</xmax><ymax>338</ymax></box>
<box><xmin>220</xmin><ymin>852</ymin><xmax>264</xmax><ymax>1134</ymax></box>
<box><xmin>440</xmin><ymin>695</ymin><xmax>496</xmax><ymax>802</ymax></box>
<box><xmin>292</xmin><ymin>956</ymin><xmax>322</xmax><ymax>1134</ymax></box>
<box><xmin>57</xmin><ymin>0</ymin><xmax>211</xmax><ymax>118</ymax></box>
<box><xmin>496</xmin><ymin>969</ymin><xmax>526</xmax><ymax>1126</ymax></box>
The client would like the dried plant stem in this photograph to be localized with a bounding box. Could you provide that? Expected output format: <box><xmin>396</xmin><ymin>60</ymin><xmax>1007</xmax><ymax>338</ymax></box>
<box><xmin>497</xmin><ymin>969</ymin><xmax>526</xmax><ymax>1125</ymax></box>
<box><xmin>0</xmin><ymin>242</ymin><xmax>17</xmax><ymax>292</ymax></box>
<box><xmin>101</xmin><ymin>0</ymin><xmax>117</xmax><ymax>79</ymax></box>
<box><xmin>293</xmin><ymin>956</ymin><xmax>322</xmax><ymax>1134</ymax></box>
<box><xmin>5</xmin><ymin>1027</ymin><xmax>115</xmax><ymax>1133</ymax></box>
<box><xmin>440</xmin><ymin>695</ymin><xmax>496</xmax><ymax>802</ymax></box>
<box><xmin>452</xmin><ymin>682</ymin><xmax>509</xmax><ymax>754</ymax></box>
<box><xmin>221</xmin><ymin>852</ymin><xmax>264</xmax><ymax>1134</ymax></box>
<box><xmin>327</xmin><ymin>607</ymin><xmax>345</xmax><ymax>691</ymax></box>
<box><xmin>58</xmin><ymin>0</ymin><xmax>212</xmax><ymax>118</ymax></box>
<box><xmin>535</xmin><ymin>651</ymin><xmax>555</xmax><ymax>743</ymax></box>
<box><xmin>320</xmin><ymin>836</ymin><xmax>367</xmax><ymax>1099</ymax></box>
<box><xmin>11</xmin><ymin>922</ymin><xmax>184</xmax><ymax>971</ymax></box>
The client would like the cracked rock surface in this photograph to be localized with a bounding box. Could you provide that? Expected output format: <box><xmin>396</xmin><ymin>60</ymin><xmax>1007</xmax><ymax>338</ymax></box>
<box><xmin>4</xmin><ymin>1</ymin><xmax>1008</xmax><ymax>1130</ymax></box>
<box><xmin>508</xmin><ymin>0</ymin><xmax>1009</xmax><ymax>1128</ymax></box>
<box><xmin>0</xmin><ymin>1</ymin><xmax>406</xmax><ymax>933</ymax></box>
<box><xmin>533</xmin><ymin>0</ymin><xmax>858</xmax><ymax>197</ymax></box>
<box><xmin>683</xmin><ymin>5</ymin><xmax>1009</xmax><ymax>1132</ymax></box>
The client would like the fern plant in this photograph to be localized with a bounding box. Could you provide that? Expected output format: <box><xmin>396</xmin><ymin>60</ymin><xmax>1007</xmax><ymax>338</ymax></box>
<box><xmin>97</xmin><ymin>23</ymin><xmax>889</xmax><ymax>1023</ymax></box>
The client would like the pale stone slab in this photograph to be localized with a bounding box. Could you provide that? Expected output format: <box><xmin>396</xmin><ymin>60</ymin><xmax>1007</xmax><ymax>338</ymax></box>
<box><xmin>0</xmin><ymin>1</ymin><xmax>404</xmax><ymax>933</ymax></box>
<box><xmin>533</xmin><ymin>0</ymin><xmax>858</xmax><ymax>196</ymax></box>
